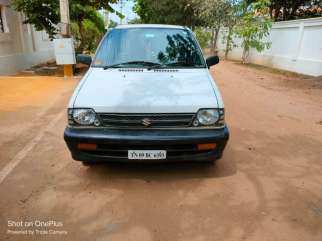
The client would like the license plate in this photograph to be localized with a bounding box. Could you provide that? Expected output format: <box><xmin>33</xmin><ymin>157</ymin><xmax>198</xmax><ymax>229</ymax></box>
<box><xmin>128</xmin><ymin>150</ymin><xmax>167</xmax><ymax>160</ymax></box>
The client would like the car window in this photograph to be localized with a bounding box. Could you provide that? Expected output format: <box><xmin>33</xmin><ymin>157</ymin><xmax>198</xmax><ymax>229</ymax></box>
<box><xmin>93</xmin><ymin>28</ymin><xmax>206</xmax><ymax>68</ymax></box>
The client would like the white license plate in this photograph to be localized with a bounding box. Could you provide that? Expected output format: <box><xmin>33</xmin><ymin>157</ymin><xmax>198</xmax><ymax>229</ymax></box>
<box><xmin>128</xmin><ymin>150</ymin><xmax>167</xmax><ymax>160</ymax></box>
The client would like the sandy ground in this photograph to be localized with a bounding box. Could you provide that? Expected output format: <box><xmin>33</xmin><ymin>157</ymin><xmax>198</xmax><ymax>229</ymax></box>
<box><xmin>0</xmin><ymin>61</ymin><xmax>322</xmax><ymax>241</ymax></box>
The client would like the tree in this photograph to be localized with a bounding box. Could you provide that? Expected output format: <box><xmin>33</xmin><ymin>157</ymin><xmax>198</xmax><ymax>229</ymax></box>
<box><xmin>272</xmin><ymin>0</ymin><xmax>321</xmax><ymax>20</ymax></box>
<box><xmin>70</xmin><ymin>10</ymin><xmax>105</xmax><ymax>53</ymax></box>
<box><xmin>128</xmin><ymin>18</ymin><xmax>142</xmax><ymax>24</ymax></box>
<box><xmin>11</xmin><ymin>0</ymin><xmax>121</xmax><ymax>51</ymax></box>
<box><xmin>194</xmin><ymin>27</ymin><xmax>212</xmax><ymax>49</ymax></box>
<box><xmin>108</xmin><ymin>20</ymin><xmax>118</xmax><ymax>28</ymax></box>
<box><xmin>233</xmin><ymin>0</ymin><xmax>272</xmax><ymax>63</ymax></box>
<box><xmin>247</xmin><ymin>0</ymin><xmax>322</xmax><ymax>21</ymax></box>
<box><xmin>69</xmin><ymin>3</ymin><xmax>106</xmax><ymax>52</ymax></box>
<box><xmin>11</xmin><ymin>0</ymin><xmax>60</xmax><ymax>38</ymax></box>
<box><xmin>196</xmin><ymin>0</ymin><xmax>233</xmax><ymax>54</ymax></box>
<box><xmin>219</xmin><ymin>0</ymin><xmax>247</xmax><ymax>59</ymax></box>
<box><xmin>133</xmin><ymin>0</ymin><xmax>204</xmax><ymax>29</ymax></box>
<box><xmin>219</xmin><ymin>0</ymin><xmax>242</xmax><ymax>59</ymax></box>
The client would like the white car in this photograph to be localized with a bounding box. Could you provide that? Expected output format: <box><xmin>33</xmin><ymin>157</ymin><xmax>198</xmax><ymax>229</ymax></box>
<box><xmin>64</xmin><ymin>24</ymin><xmax>229</xmax><ymax>165</ymax></box>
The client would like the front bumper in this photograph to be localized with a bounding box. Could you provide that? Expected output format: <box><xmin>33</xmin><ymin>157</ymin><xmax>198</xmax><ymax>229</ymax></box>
<box><xmin>64</xmin><ymin>127</ymin><xmax>229</xmax><ymax>163</ymax></box>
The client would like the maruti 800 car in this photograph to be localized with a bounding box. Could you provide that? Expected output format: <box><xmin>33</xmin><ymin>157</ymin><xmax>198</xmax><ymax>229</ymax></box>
<box><xmin>64</xmin><ymin>24</ymin><xmax>229</xmax><ymax>165</ymax></box>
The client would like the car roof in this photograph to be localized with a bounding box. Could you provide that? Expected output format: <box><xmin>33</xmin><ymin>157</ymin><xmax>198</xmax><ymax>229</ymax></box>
<box><xmin>115</xmin><ymin>24</ymin><xmax>186</xmax><ymax>30</ymax></box>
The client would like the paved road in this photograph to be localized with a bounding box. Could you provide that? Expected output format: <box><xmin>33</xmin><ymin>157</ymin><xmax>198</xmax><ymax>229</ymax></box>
<box><xmin>0</xmin><ymin>62</ymin><xmax>322</xmax><ymax>241</ymax></box>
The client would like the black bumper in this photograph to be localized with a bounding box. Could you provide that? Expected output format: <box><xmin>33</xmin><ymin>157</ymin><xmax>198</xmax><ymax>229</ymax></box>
<box><xmin>64</xmin><ymin>127</ymin><xmax>229</xmax><ymax>163</ymax></box>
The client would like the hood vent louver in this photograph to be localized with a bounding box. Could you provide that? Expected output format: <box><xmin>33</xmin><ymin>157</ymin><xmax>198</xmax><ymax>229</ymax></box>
<box><xmin>153</xmin><ymin>69</ymin><xmax>179</xmax><ymax>72</ymax></box>
<box><xmin>118</xmin><ymin>69</ymin><xmax>144</xmax><ymax>72</ymax></box>
<box><xmin>117</xmin><ymin>69</ymin><xmax>179</xmax><ymax>72</ymax></box>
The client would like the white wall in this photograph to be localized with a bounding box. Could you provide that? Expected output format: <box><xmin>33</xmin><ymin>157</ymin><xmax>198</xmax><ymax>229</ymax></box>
<box><xmin>0</xmin><ymin>3</ymin><xmax>54</xmax><ymax>75</ymax></box>
<box><xmin>217</xmin><ymin>17</ymin><xmax>322</xmax><ymax>77</ymax></box>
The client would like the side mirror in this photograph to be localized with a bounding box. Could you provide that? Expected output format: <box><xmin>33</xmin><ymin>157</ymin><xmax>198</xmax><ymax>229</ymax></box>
<box><xmin>206</xmin><ymin>56</ymin><xmax>219</xmax><ymax>68</ymax></box>
<box><xmin>76</xmin><ymin>54</ymin><xmax>92</xmax><ymax>66</ymax></box>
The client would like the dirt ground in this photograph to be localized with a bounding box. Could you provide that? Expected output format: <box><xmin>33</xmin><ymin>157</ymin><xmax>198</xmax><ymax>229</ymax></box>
<box><xmin>0</xmin><ymin>61</ymin><xmax>322</xmax><ymax>241</ymax></box>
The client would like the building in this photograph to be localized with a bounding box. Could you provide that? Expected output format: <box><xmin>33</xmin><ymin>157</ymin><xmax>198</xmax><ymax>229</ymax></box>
<box><xmin>0</xmin><ymin>0</ymin><xmax>55</xmax><ymax>75</ymax></box>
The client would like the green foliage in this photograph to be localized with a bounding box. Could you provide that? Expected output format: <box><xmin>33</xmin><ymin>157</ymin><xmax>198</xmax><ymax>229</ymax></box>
<box><xmin>11</xmin><ymin>0</ymin><xmax>120</xmax><ymax>52</ymax></box>
<box><xmin>222</xmin><ymin>1</ymin><xmax>241</xmax><ymax>58</ymax></box>
<box><xmin>248</xmin><ymin>0</ymin><xmax>322</xmax><ymax>21</ymax></box>
<box><xmin>128</xmin><ymin>18</ymin><xmax>142</xmax><ymax>24</ymax></box>
<box><xmin>69</xmin><ymin>2</ymin><xmax>107</xmax><ymax>53</ymax></box>
<box><xmin>233</xmin><ymin>0</ymin><xmax>272</xmax><ymax>63</ymax></box>
<box><xmin>69</xmin><ymin>4</ymin><xmax>105</xmax><ymax>32</ymax></box>
<box><xmin>194</xmin><ymin>28</ymin><xmax>211</xmax><ymax>49</ymax></box>
<box><xmin>71</xmin><ymin>11</ymin><xmax>105</xmax><ymax>53</ymax></box>
<box><xmin>197</xmin><ymin>0</ymin><xmax>233</xmax><ymax>28</ymax></box>
<box><xmin>196</xmin><ymin>0</ymin><xmax>237</xmax><ymax>54</ymax></box>
<box><xmin>108</xmin><ymin>20</ymin><xmax>118</xmax><ymax>28</ymax></box>
<box><xmin>133</xmin><ymin>0</ymin><xmax>272</xmax><ymax>59</ymax></box>
<box><xmin>11</xmin><ymin>0</ymin><xmax>60</xmax><ymax>39</ymax></box>
<box><xmin>133</xmin><ymin>0</ymin><xmax>204</xmax><ymax>28</ymax></box>
<box><xmin>271</xmin><ymin>0</ymin><xmax>322</xmax><ymax>20</ymax></box>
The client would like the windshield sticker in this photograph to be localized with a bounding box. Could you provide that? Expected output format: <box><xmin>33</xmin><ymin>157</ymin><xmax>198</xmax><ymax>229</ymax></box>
<box><xmin>145</xmin><ymin>34</ymin><xmax>155</xmax><ymax>38</ymax></box>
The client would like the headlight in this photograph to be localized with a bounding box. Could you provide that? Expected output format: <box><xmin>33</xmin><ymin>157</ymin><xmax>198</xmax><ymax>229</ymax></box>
<box><xmin>69</xmin><ymin>109</ymin><xmax>96</xmax><ymax>125</ymax></box>
<box><xmin>196</xmin><ymin>109</ymin><xmax>220</xmax><ymax>126</ymax></box>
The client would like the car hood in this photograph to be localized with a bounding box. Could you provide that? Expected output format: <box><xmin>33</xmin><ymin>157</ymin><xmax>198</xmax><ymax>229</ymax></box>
<box><xmin>72</xmin><ymin>68</ymin><xmax>219</xmax><ymax>113</ymax></box>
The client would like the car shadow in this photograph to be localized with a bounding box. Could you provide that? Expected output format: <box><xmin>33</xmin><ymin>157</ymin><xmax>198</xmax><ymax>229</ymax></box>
<box><xmin>83</xmin><ymin>145</ymin><xmax>236</xmax><ymax>181</ymax></box>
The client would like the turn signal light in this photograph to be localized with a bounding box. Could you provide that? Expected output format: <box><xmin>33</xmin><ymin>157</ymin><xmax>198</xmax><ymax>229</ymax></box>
<box><xmin>77</xmin><ymin>143</ymin><xmax>97</xmax><ymax>150</ymax></box>
<box><xmin>197</xmin><ymin>143</ymin><xmax>217</xmax><ymax>151</ymax></box>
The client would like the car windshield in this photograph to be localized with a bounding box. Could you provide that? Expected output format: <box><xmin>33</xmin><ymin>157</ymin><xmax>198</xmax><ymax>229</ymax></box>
<box><xmin>93</xmin><ymin>27</ymin><xmax>206</xmax><ymax>68</ymax></box>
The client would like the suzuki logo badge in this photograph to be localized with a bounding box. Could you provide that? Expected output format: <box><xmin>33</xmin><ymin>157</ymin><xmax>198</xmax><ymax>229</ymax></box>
<box><xmin>142</xmin><ymin>118</ymin><xmax>151</xmax><ymax>127</ymax></box>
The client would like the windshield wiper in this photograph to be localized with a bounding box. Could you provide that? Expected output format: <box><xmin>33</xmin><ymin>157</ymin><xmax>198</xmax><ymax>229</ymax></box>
<box><xmin>166</xmin><ymin>61</ymin><xmax>201</xmax><ymax>68</ymax></box>
<box><xmin>103</xmin><ymin>61</ymin><xmax>166</xmax><ymax>70</ymax></box>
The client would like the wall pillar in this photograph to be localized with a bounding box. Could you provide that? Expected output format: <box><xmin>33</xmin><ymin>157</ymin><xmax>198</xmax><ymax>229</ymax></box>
<box><xmin>292</xmin><ymin>22</ymin><xmax>304</xmax><ymax>61</ymax></box>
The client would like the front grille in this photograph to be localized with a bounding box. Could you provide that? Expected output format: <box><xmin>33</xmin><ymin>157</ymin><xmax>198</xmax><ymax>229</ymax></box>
<box><xmin>97</xmin><ymin>113</ymin><xmax>195</xmax><ymax>128</ymax></box>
